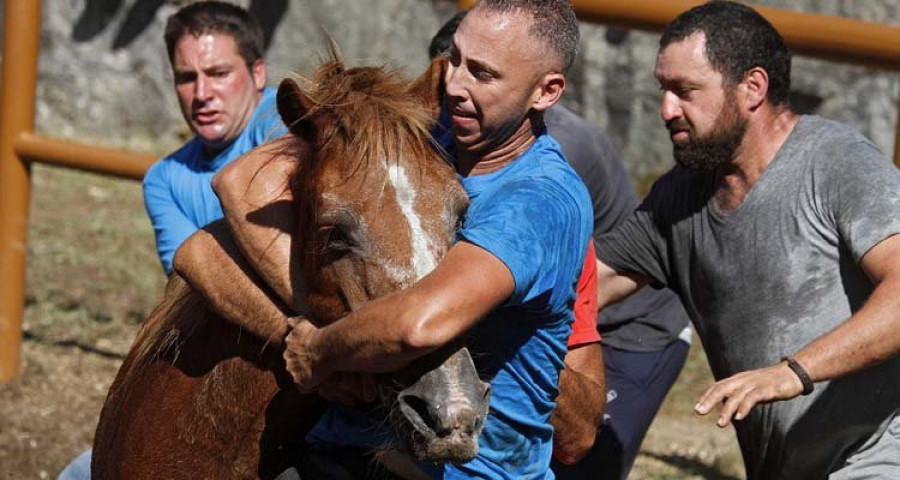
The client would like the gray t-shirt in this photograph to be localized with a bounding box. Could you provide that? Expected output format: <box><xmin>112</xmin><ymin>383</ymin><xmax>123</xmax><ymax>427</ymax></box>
<box><xmin>597</xmin><ymin>115</ymin><xmax>900</xmax><ymax>479</ymax></box>
<box><xmin>546</xmin><ymin>105</ymin><xmax>690</xmax><ymax>352</ymax></box>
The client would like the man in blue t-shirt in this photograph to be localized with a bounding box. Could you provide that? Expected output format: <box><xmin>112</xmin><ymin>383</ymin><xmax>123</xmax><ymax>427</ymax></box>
<box><xmin>142</xmin><ymin>1</ymin><xmax>285</xmax><ymax>274</ymax></box>
<box><xmin>57</xmin><ymin>3</ymin><xmax>286</xmax><ymax>479</ymax></box>
<box><xmin>430</xmin><ymin>11</ymin><xmax>692</xmax><ymax>479</ymax></box>
<box><xmin>278</xmin><ymin>2</ymin><xmax>594</xmax><ymax>477</ymax></box>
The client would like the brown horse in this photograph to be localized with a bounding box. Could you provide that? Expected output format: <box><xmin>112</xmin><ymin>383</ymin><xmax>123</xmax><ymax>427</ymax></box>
<box><xmin>92</xmin><ymin>57</ymin><xmax>490</xmax><ymax>479</ymax></box>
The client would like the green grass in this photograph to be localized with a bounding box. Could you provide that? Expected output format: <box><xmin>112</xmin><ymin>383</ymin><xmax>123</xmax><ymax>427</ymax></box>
<box><xmin>24</xmin><ymin>164</ymin><xmax>165</xmax><ymax>352</ymax></box>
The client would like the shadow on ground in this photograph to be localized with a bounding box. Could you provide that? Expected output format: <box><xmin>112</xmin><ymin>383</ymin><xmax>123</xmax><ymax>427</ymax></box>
<box><xmin>643</xmin><ymin>451</ymin><xmax>742</xmax><ymax>480</ymax></box>
<box><xmin>23</xmin><ymin>330</ymin><xmax>126</xmax><ymax>360</ymax></box>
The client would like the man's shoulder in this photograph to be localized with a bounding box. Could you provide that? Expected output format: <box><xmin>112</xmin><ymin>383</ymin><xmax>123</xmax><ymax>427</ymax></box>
<box><xmin>791</xmin><ymin>115</ymin><xmax>878</xmax><ymax>156</ymax></box>
<box><xmin>785</xmin><ymin>115</ymin><xmax>890</xmax><ymax>179</ymax></box>
<box><xmin>145</xmin><ymin>138</ymin><xmax>203</xmax><ymax>182</ymax></box>
<box><xmin>246</xmin><ymin>86</ymin><xmax>285</xmax><ymax>136</ymax></box>
<box><xmin>526</xmin><ymin>135</ymin><xmax>591</xmax><ymax>197</ymax></box>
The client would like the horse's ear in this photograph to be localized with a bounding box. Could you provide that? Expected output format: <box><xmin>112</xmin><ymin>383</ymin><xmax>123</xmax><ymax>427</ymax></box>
<box><xmin>277</xmin><ymin>78</ymin><xmax>316</xmax><ymax>142</ymax></box>
<box><xmin>408</xmin><ymin>57</ymin><xmax>447</xmax><ymax>121</ymax></box>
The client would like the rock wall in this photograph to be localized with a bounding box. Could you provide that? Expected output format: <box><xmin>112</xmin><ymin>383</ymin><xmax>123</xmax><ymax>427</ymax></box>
<box><xmin>29</xmin><ymin>0</ymin><xmax>900</xmax><ymax>189</ymax></box>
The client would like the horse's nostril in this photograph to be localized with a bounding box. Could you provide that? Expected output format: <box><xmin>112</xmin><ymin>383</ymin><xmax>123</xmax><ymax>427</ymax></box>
<box><xmin>473</xmin><ymin>415</ymin><xmax>483</xmax><ymax>433</ymax></box>
<box><xmin>399</xmin><ymin>394</ymin><xmax>441</xmax><ymax>433</ymax></box>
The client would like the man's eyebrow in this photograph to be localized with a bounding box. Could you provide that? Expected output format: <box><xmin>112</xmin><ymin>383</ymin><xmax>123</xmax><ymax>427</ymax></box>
<box><xmin>468</xmin><ymin>57</ymin><xmax>499</xmax><ymax>75</ymax></box>
<box><xmin>173</xmin><ymin>68</ymin><xmax>196</xmax><ymax>77</ymax></box>
<box><xmin>656</xmin><ymin>74</ymin><xmax>687</xmax><ymax>85</ymax></box>
<box><xmin>174</xmin><ymin>61</ymin><xmax>234</xmax><ymax>73</ymax></box>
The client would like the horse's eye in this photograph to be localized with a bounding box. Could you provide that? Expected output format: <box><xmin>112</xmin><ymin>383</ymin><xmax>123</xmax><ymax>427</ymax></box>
<box><xmin>320</xmin><ymin>224</ymin><xmax>356</xmax><ymax>251</ymax></box>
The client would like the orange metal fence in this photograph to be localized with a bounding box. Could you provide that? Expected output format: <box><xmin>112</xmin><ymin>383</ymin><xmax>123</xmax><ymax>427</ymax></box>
<box><xmin>0</xmin><ymin>0</ymin><xmax>898</xmax><ymax>380</ymax></box>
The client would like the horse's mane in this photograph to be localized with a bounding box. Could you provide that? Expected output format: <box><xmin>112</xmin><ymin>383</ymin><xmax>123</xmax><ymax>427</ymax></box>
<box><xmin>286</xmin><ymin>55</ymin><xmax>438</xmax><ymax>175</ymax></box>
<box><xmin>129</xmin><ymin>275</ymin><xmax>206</xmax><ymax>367</ymax></box>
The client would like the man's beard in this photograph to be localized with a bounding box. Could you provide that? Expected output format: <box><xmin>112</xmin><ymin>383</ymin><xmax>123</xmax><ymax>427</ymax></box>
<box><xmin>669</xmin><ymin>93</ymin><xmax>747</xmax><ymax>172</ymax></box>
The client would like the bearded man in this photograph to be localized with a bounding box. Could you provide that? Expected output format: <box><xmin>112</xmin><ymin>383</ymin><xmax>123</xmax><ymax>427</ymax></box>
<box><xmin>595</xmin><ymin>1</ymin><xmax>900</xmax><ymax>479</ymax></box>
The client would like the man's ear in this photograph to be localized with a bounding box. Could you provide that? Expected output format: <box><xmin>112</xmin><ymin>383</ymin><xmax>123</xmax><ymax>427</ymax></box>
<box><xmin>531</xmin><ymin>72</ymin><xmax>566</xmax><ymax>113</ymax></box>
<box><xmin>277</xmin><ymin>78</ymin><xmax>315</xmax><ymax>143</ymax></box>
<box><xmin>251</xmin><ymin>58</ymin><xmax>267</xmax><ymax>91</ymax></box>
<box><xmin>741</xmin><ymin>67</ymin><xmax>769</xmax><ymax>111</ymax></box>
<box><xmin>408</xmin><ymin>57</ymin><xmax>448</xmax><ymax>121</ymax></box>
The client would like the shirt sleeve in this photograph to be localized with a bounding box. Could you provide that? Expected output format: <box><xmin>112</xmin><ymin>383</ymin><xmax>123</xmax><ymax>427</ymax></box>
<box><xmin>595</xmin><ymin>196</ymin><xmax>670</xmax><ymax>288</ymax></box>
<box><xmin>824</xmin><ymin>139</ymin><xmax>900</xmax><ymax>263</ymax></box>
<box><xmin>568</xmin><ymin>241</ymin><xmax>601</xmax><ymax>348</ymax></box>
<box><xmin>142</xmin><ymin>162</ymin><xmax>200</xmax><ymax>274</ymax></box>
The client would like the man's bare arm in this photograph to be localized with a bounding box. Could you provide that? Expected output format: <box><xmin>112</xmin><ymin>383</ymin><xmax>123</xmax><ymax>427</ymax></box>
<box><xmin>696</xmin><ymin>234</ymin><xmax>900</xmax><ymax>426</ymax></box>
<box><xmin>550</xmin><ymin>343</ymin><xmax>606</xmax><ymax>464</ymax></box>
<box><xmin>172</xmin><ymin>220</ymin><xmax>293</xmax><ymax>348</ymax></box>
<box><xmin>212</xmin><ymin>135</ymin><xmax>305</xmax><ymax>312</ymax></box>
<box><xmin>596</xmin><ymin>258</ymin><xmax>648</xmax><ymax>309</ymax></box>
<box><xmin>283</xmin><ymin>241</ymin><xmax>515</xmax><ymax>390</ymax></box>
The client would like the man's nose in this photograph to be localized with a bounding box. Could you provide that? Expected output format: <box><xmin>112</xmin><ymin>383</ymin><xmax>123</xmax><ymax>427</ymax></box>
<box><xmin>195</xmin><ymin>75</ymin><xmax>213</xmax><ymax>101</ymax></box>
<box><xmin>660</xmin><ymin>91</ymin><xmax>681</xmax><ymax>122</ymax></box>
<box><xmin>444</xmin><ymin>65</ymin><xmax>466</xmax><ymax>101</ymax></box>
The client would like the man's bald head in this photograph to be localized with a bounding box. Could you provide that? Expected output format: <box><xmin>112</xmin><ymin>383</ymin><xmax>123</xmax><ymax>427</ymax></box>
<box><xmin>470</xmin><ymin>0</ymin><xmax>579</xmax><ymax>75</ymax></box>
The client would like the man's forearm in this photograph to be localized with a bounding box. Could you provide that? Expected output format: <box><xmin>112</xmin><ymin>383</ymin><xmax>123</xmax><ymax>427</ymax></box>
<box><xmin>303</xmin><ymin>289</ymin><xmax>442</xmax><ymax>375</ymax></box>
<box><xmin>793</xmin><ymin>272</ymin><xmax>900</xmax><ymax>382</ymax></box>
<box><xmin>213</xmin><ymin>136</ymin><xmax>304</xmax><ymax>312</ymax></box>
<box><xmin>173</xmin><ymin>220</ymin><xmax>294</xmax><ymax>348</ymax></box>
<box><xmin>284</xmin><ymin>241</ymin><xmax>516</xmax><ymax>391</ymax></box>
<box><xmin>596</xmin><ymin>258</ymin><xmax>647</xmax><ymax>309</ymax></box>
<box><xmin>551</xmin><ymin>343</ymin><xmax>606</xmax><ymax>464</ymax></box>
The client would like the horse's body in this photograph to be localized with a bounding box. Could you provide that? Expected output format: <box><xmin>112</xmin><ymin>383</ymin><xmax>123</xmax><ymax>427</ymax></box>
<box><xmin>93</xmin><ymin>57</ymin><xmax>489</xmax><ymax>479</ymax></box>
<box><xmin>93</xmin><ymin>276</ymin><xmax>321</xmax><ymax>478</ymax></box>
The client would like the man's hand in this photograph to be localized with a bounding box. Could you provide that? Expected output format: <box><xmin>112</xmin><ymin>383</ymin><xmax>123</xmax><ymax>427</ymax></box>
<box><xmin>695</xmin><ymin>361</ymin><xmax>804</xmax><ymax>427</ymax></box>
<box><xmin>283</xmin><ymin>319</ymin><xmax>332</xmax><ymax>392</ymax></box>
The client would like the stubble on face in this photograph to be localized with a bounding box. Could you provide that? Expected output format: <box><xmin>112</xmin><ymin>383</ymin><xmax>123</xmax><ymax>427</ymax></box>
<box><xmin>670</xmin><ymin>86</ymin><xmax>747</xmax><ymax>172</ymax></box>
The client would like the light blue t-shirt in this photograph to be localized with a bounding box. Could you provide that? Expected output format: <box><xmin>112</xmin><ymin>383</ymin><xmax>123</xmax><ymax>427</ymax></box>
<box><xmin>142</xmin><ymin>87</ymin><xmax>285</xmax><ymax>274</ymax></box>
<box><xmin>307</xmin><ymin>131</ymin><xmax>593</xmax><ymax>479</ymax></box>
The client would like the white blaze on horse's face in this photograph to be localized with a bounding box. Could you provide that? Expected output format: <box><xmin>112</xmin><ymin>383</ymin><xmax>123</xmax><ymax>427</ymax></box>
<box><xmin>388</xmin><ymin>163</ymin><xmax>439</xmax><ymax>281</ymax></box>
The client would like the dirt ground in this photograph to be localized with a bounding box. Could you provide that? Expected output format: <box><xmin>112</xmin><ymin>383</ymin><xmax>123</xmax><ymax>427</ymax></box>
<box><xmin>0</xmin><ymin>166</ymin><xmax>744</xmax><ymax>479</ymax></box>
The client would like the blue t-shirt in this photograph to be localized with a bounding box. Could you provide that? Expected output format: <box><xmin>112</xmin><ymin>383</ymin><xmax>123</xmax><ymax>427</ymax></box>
<box><xmin>307</xmin><ymin>131</ymin><xmax>593</xmax><ymax>479</ymax></box>
<box><xmin>142</xmin><ymin>87</ymin><xmax>285</xmax><ymax>273</ymax></box>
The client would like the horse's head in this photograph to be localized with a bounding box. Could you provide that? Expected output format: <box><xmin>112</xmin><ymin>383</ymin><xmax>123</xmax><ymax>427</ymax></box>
<box><xmin>276</xmin><ymin>57</ymin><xmax>490</xmax><ymax>463</ymax></box>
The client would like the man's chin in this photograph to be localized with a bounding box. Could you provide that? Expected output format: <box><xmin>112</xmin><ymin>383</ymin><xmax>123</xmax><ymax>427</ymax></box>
<box><xmin>450</xmin><ymin>131</ymin><xmax>480</xmax><ymax>151</ymax></box>
<box><xmin>194</xmin><ymin>128</ymin><xmax>228</xmax><ymax>147</ymax></box>
<box><xmin>673</xmin><ymin>145</ymin><xmax>730</xmax><ymax>172</ymax></box>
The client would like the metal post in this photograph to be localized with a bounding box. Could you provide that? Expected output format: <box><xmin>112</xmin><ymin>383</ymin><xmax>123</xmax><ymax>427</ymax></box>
<box><xmin>15</xmin><ymin>133</ymin><xmax>156</xmax><ymax>181</ymax></box>
<box><xmin>0</xmin><ymin>0</ymin><xmax>41</xmax><ymax>381</ymax></box>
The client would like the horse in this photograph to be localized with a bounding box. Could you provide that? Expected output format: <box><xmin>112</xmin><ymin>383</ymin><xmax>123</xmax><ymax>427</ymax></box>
<box><xmin>92</xmin><ymin>56</ymin><xmax>490</xmax><ymax>479</ymax></box>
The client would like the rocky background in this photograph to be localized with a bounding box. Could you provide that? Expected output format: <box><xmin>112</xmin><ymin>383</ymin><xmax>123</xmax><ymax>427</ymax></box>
<box><xmin>24</xmin><ymin>0</ymin><xmax>900</xmax><ymax>191</ymax></box>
